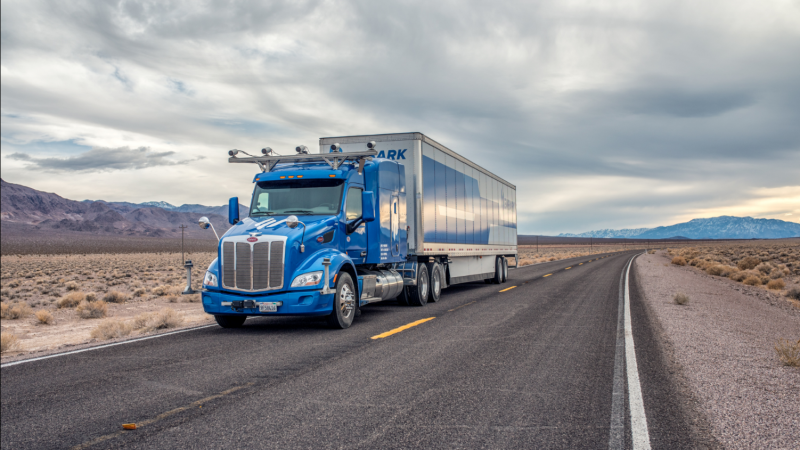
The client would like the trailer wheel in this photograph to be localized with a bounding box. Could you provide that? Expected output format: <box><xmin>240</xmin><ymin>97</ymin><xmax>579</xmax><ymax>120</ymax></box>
<box><xmin>406</xmin><ymin>264</ymin><xmax>429</xmax><ymax>306</ymax></box>
<box><xmin>214</xmin><ymin>315</ymin><xmax>246</xmax><ymax>328</ymax></box>
<box><xmin>326</xmin><ymin>273</ymin><xmax>356</xmax><ymax>329</ymax></box>
<box><xmin>494</xmin><ymin>257</ymin><xmax>503</xmax><ymax>284</ymax></box>
<box><xmin>426</xmin><ymin>262</ymin><xmax>443</xmax><ymax>302</ymax></box>
<box><xmin>502</xmin><ymin>257</ymin><xmax>508</xmax><ymax>283</ymax></box>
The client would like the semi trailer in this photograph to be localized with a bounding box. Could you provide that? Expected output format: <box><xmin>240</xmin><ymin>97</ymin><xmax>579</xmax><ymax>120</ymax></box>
<box><xmin>199</xmin><ymin>132</ymin><xmax>517</xmax><ymax>329</ymax></box>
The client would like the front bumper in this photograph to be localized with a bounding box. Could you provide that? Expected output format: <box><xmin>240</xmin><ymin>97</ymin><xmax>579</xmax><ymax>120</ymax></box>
<box><xmin>202</xmin><ymin>289</ymin><xmax>334</xmax><ymax>316</ymax></box>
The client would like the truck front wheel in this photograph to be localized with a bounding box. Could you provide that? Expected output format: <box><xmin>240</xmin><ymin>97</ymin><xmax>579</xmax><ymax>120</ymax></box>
<box><xmin>326</xmin><ymin>273</ymin><xmax>356</xmax><ymax>329</ymax></box>
<box><xmin>406</xmin><ymin>264</ymin><xmax>430</xmax><ymax>306</ymax></box>
<box><xmin>214</xmin><ymin>315</ymin><xmax>246</xmax><ymax>328</ymax></box>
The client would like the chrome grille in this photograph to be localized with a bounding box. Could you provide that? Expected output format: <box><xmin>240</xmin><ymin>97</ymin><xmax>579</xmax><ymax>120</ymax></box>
<box><xmin>220</xmin><ymin>237</ymin><xmax>286</xmax><ymax>292</ymax></box>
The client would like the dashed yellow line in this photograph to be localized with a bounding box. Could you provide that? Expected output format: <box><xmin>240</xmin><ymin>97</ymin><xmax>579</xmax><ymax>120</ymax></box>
<box><xmin>371</xmin><ymin>317</ymin><xmax>436</xmax><ymax>340</ymax></box>
<box><xmin>500</xmin><ymin>286</ymin><xmax>517</xmax><ymax>292</ymax></box>
<box><xmin>579</xmin><ymin>263</ymin><xmax>583</xmax><ymax>265</ymax></box>
<box><xmin>448</xmin><ymin>301</ymin><xmax>476</xmax><ymax>312</ymax></box>
<box><xmin>543</xmin><ymin>274</ymin><xmax>552</xmax><ymax>277</ymax></box>
<box><xmin>565</xmin><ymin>267</ymin><xmax>572</xmax><ymax>270</ymax></box>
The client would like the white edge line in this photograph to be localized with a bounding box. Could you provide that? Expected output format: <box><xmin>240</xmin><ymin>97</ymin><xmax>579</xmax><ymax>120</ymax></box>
<box><xmin>1</xmin><ymin>324</ymin><xmax>217</xmax><ymax>368</ymax></box>
<box><xmin>625</xmin><ymin>252</ymin><xmax>651</xmax><ymax>449</ymax></box>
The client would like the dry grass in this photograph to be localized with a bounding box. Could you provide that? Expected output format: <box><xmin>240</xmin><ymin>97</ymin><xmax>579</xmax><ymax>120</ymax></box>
<box><xmin>133</xmin><ymin>288</ymin><xmax>146</xmax><ymax>297</ymax></box>
<box><xmin>1</xmin><ymin>332</ymin><xmax>21</xmax><ymax>353</ymax></box>
<box><xmin>76</xmin><ymin>300</ymin><xmax>108</xmax><ymax>319</ymax></box>
<box><xmin>766</xmin><ymin>279</ymin><xmax>786</xmax><ymax>290</ymax></box>
<box><xmin>57</xmin><ymin>291</ymin><xmax>85</xmax><ymax>308</ymax></box>
<box><xmin>35</xmin><ymin>309</ymin><xmax>54</xmax><ymax>325</ymax></box>
<box><xmin>672</xmin><ymin>256</ymin><xmax>687</xmax><ymax>266</ymax></box>
<box><xmin>103</xmin><ymin>290</ymin><xmax>128</xmax><ymax>303</ymax></box>
<box><xmin>673</xmin><ymin>292</ymin><xmax>690</xmax><ymax>305</ymax></box>
<box><xmin>515</xmin><ymin>244</ymin><xmax>646</xmax><ymax>267</ymax></box>
<box><xmin>133</xmin><ymin>308</ymin><xmax>183</xmax><ymax>332</ymax></box>
<box><xmin>90</xmin><ymin>319</ymin><xmax>133</xmax><ymax>340</ymax></box>
<box><xmin>0</xmin><ymin>301</ymin><xmax>8</xmax><ymax>318</ymax></box>
<box><xmin>743</xmin><ymin>276</ymin><xmax>762</xmax><ymax>286</ymax></box>
<box><xmin>2</xmin><ymin>302</ymin><xmax>33</xmax><ymax>319</ymax></box>
<box><xmin>737</xmin><ymin>256</ymin><xmax>762</xmax><ymax>270</ymax></box>
<box><xmin>774</xmin><ymin>339</ymin><xmax>800</xmax><ymax>367</ymax></box>
<box><xmin>65</xmin><ymin>281</ymin><xmax>79</xmax><ymax>291</ymax></box>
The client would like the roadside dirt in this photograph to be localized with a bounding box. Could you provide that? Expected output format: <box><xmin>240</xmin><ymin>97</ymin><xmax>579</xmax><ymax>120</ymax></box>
<box><xmin>636</xmin><ymin>251</ymin><xmax>799</xmax><ymax>449</ymax></box>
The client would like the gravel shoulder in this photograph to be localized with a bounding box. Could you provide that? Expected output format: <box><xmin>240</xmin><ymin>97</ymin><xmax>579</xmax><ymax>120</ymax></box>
<box><xmin>635</xmin><ymin>251</ymin><xmax>800</xmax><ymax>449</ymax></box>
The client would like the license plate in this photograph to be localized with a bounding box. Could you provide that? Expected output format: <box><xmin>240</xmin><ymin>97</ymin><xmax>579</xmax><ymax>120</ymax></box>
<box><xmin>258</xmin><ymin>302</ymin><xmax>278</xmax><ymax>312</ymax></box>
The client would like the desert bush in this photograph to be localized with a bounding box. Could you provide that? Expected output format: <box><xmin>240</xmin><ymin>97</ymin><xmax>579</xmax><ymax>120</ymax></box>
<box><xmin>35</xmin><ymin>309</ymin><xmax>54</xmax><ymax>325</ymax></box>
<box><xmin>743</xmin><ymin>276</ymin><xmax>762</xmax><ymax>286</ymax></box>
<box><xmin>167</xmin><ymin>295</ymin><xmax>178</xmax><ymax>303</ymax></box>
<box><xmin>737</xmin><ymin>256</ymin><xmax>761</xmax><ymax>270</ymax></box>
<box><xmin>5</xmin><ymin>302</ymin><xmax>33</xmax><ymax>319</ymax></box>
<box><xmin>6</xmin><ymin>280</ymin><xmax>20</xmax><ymax>288</ymax></box>
<box><xmin>65</xmin><ymin>281</ymin><xmax>79</xmax><ymax>291</ymax></box>
<box><xmin>103</xmin><ymin>291</ymin><xmax>128</xmax><ymax>304</ymax></box>
<box><xmin>769</xmin><ymin>268</ymin><xmax>784</xmax><ymax>280</ymax></box>
<box><xmin>152</xmin><ymin>285</ymin><xmax>172</xmax><ymax>296</ymax></box>
<box><xmin>85</xmin><ymin>292</ymin><xmax>97</xmax><ymax>302</ymax></box>
<box><xmin>671</xmin><ymin>257</ymin><xmax>687</xmax><ymax>266</ymax></box>
<box><xmin>774</xmin><ymin>339</ymin><xmax>800</xmax><ymax>367</ymax></box>
<box><xmin>0</xmin><ymin>332</ymin><xmax>21</xmax><ymax>353</ymax></box>
<box><xmin>766</xmin><ymin>279</ymin><xmax>785</xmax><ymax>290</ymax></box>
<box><xmin>76</xmin><ymin>300</ymin><xmax>108</xmax><ymax>319</ymax></box>
<box><xmin>648</xmin><ymin>250</ymin><xmax>656</xmax><ymax>254</ymax></box>
<box><xmin>786</xmin><ymin>288</ymin><xmax>800</xmax><ymax>301</ymax></box>
<box><xmin>57</xmin><ymin>291</ymin><xmax>85</xmax><ymax>308</ymax></box>
<box><xmin>755</xmin><ymin>263</ymin><xmax>773</xmax><ymax>275</ymax></box>
<box><xmin>0</xmin><ymin>302</ymin><xmax>8</xmax><ymax>318</ymax></box>
<box><xmin>134</xmin><ymin>308</ymin><xmax>183</xmax><ymax>332</ymax></box>
<box><xmin>90</xmin><ymin>319</ymin><xmax>133</xmax><ymax>340</ymax></box>
<box><xmin>133</xmin><ymin>288</ymin><xmax>146</xmax><ymax>297</ymax></box>
<box><xmin>706</xmin><ymin>265</ymin><xmax>725</xmax><ymax>276</ymax></box>
<box><xmin>729</xmin><ymin>271</ymin><xmax>748</xmax><ymax>282</ymax></box>
<box><xmin>673</xmin><ymin>292</ymin><xmax>690</xmax><ymax>305</ymax></box>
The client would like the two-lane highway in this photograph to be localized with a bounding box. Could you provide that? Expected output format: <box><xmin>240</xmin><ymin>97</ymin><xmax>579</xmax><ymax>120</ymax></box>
<box><xmin>1</xmin><ymin>252</ymin><xmax>705</xmax><ymax>449</ymax></box>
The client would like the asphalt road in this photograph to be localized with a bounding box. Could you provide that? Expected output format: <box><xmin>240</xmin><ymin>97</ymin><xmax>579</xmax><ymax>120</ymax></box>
<box><xmin>1</xmin><ymin>251</ymin><xmax>704</xmax><ymax>449</ymax></box>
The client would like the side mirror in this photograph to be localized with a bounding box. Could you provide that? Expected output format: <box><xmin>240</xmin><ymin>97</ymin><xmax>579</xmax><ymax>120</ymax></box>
<box><xmin>198</xmin><ymin>217</ymin><xmax>211</xmax><ymax>229</ymax></box>
<box><xmin>228</xmin><ymin>197</ymin><xmax>239</xmax><ymax>225</ymax></box>
<box><xmin>362</xmin><ymin>191</ymin><xmax>375</xmax><ymax>223</ymax></box>
<box><xmin>286</xmin><ymin>215</ymin><xmax>299</xmax><ymax>229</ymax></box>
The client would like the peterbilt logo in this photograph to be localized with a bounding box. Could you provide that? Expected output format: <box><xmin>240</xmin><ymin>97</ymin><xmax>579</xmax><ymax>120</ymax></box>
<box><xmin>376</xmin><ymin>149</ymin><xmax>407</xmax><ymax>160</ymax></box>
<box><xmin>247</xmin><ymin>237</ymin><xmax>258</xmax><ymax>243</ymax></box>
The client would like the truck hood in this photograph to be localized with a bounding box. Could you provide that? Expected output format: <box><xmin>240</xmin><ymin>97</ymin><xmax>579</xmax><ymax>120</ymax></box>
<box><xmin>221</xmin><ymin>215</ymin><xmax>337</xmax><ymax>240</ymax></box>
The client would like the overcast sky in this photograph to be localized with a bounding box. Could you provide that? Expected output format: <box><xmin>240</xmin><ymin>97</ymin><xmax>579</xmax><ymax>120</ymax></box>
<box><xmin>2</xmin><ymin>0</ymin><xmax>799</xmax><ymax>235</ymax></box>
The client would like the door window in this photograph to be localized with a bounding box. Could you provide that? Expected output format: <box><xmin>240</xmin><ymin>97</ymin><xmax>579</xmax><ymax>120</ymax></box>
<box><xmin>345</xmin><ymin>187</ymin><xmax>363</xmax><ymax>221</ymax></box>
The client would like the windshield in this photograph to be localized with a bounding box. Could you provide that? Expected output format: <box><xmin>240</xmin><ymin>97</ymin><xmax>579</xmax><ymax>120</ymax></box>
<box><xmin>250</xmin><ymin>179</ymin><xmax>345</xmax><ymax>216</ymax></box>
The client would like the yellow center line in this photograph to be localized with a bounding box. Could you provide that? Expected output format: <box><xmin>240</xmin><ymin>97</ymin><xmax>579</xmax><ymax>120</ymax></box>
<box><xmin>543</xmin><ymin>274</ymin><xmax>552</xmax><ymax>277</ymax></box>
<box><xmin>499</xmin><ymin>286</ymin><xmax>517</xmax><ymax>292</ymax></box>
<box><xmin>579</xmin><ymin>263</ymin><xmax>583</xmax><ymax>265</ymax></box>
<box><xmin>565</xmin><ymin>267</ymin><xmax>572</xmax><ymax>270</ymax></box>
<box><xmin>448</xmin><ymin>301</ymin><xmax>476</xmax><ymax>312</ymax></box>
<box><xmin>371</xmin><ymin>317</ymin><xmax>436</xmax><ymax>340</ymax></box>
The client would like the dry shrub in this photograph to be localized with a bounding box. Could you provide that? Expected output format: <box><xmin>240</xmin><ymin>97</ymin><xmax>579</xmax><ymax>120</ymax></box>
<box><xmin>737</xmin><ymin>256</ymin><xmax>761</xmax><ymax>270</ymax></box>
<box><xmin>76</xmin><ymin>300</ymin><xmax>108</xmax><ymax>319</ymax></box>
<box><xmin>671</xmin><ymin>256</ymin><xmax>687</xmax><ymax>266</ymax></box>
<box><xmin>787</xmin><ymin>288</ymin><xmax>800</xmax><ymax>301</ymax></box>
<box><xmin>769</xmin><ymin>268</ymin><xmax>784</xmax><ymax>280</ymax></box>
<box><xmin>774</xmin><ymin>339</ymin><xmax>800</xmax><ymax>367</ymax></box>
<box><xmin>134</xmin><ymin>308</ymin><xmax>183</xmax><ymax>332</ymax></box>
<box><xmin>743</xmin><ymin>276</ymin><xmax>762</xmax><ymax>286</ymax></box>
<box><xmin>133</xmin><ymin>288</ymin><xmax>146</xmax><ymax>298</ymax></box>
<box><xmin>103</xmin><ymin>291</ymin><xmax>128</xmax><ymax>304</ymax></box>
<box><xmin>1</xmin><ymin>332</ymin><xmax>21</xmax><ymax>353</ymax></box>
<box><xmin>35</xmin><ymin>309</ymin><xmax>54</xmax><ymax>325</ymax></box>
<box><xmin>167</xmin><ymin>295</ymin><xmax>179</xmax><ymax>303</ymax></box>
<box><xmin>730</xmin><ymin>272</ymin><xmax>748</xmax><ymax>282</ymax></box>
<box><xmin>673</xmin><ymin>292</ymin><xmax>690</xmax><ymax>305</ymax></box>
<box><xmin>5</xmin><ymin>302</ymin><xmax>33</xmax><ymax>319</ymax></box>
<box><xmin>65</xmin><ymin>281</ymin><xmax>79</xmax><ymax>291</ymax></box>
<box><xmin>766</xmin><ymin>279</ymin><xmax>785</xmax><ymax>290</ymax></box>
<box><xmin>152</xmin><ymin>285</ymin><xmax>172</xmax><ymax>296</ymax></box>
<box><xmin>706</xmin><ymin>265</ymin><xmax>725</xmax><ymax>276</ymax></box>
<box><xmin>648</xmin><ymin>250</ymin><xmax>656</xmax><ymax>254</ymax></box>
<box><xmin>0</xmin><ymin>302</ymin><xmax>8</xmax><ymax>318</ymax></box>
<box><xmin>548</xmin><ymin>257</ymin><xmax>556</xmax><ymax>261</ymax></box>
<box><xmin>58</xmin><ymin>291</ymin><xmax>85</xmax><ymax>308</ymax></box>
<box><xmin>90</xmin><ymin>319</ymin><xmax>133</xmax><ymax>340</ymax></box>
<box><xmin>85</xmin><ymin>292</ymin><xmax>97</xmax><ymax>302</ymax></box>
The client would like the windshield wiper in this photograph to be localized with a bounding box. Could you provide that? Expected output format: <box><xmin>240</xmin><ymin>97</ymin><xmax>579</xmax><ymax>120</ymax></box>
<box><xmin>283</xmin><ymin>210</ymin><xmax>315</xmax><ymax>214</ymax></box>
<box><xmin>251</xmin><ymin>211</ymin><xmax>276</xmax><ymax>216</ymax></box>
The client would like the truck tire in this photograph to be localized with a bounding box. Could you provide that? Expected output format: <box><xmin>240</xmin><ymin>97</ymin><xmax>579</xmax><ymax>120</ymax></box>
<box><xmin>502</xmin><ymin>257</ymin><xmax>508</xmax><ymax>283</ymax></box>
<box><xmin>406</xmin><ymin>264</ymin><xmax>429</xmax><ymax>306</ymax></box>
<box><xmin>326</xmin><ymin>272</ymin><xmax>356</xmax><ymax>329</ymax></box>
<box><xmin>426</xmin><ymin>262</ymin><xmax>443</xmax><ymax>303</ymax></box>
<box><xmin>494</xmin><ymin>257</ymin><xmax>503</xmax><ymax>284</ymax></box>
<box><xmin>214</xmin><ymin>315</ymin><xmax>246</xmax><ymax>328</ymax></box>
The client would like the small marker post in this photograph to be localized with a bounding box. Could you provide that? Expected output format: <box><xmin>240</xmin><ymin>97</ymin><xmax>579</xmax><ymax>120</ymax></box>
<box><xmin>182</xmin><ymin>260</ymin><xmax>196</xmax><ymax>295</ymax></box>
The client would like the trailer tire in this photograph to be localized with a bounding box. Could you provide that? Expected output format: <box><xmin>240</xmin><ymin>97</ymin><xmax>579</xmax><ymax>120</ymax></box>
<box><xmin>494</xmin><ymin>257</ymin><xmax>503</xmax><ymax>284</ymax></box>
<box><xmin>326</xmin><ymin>273</ymin><xmax>356</xmax><ymax>329</ymax></box>
<box><xmin>502</xmin><ymin>257</ymin><xmax>508</xmax><ymax>283</ymax></box>
<box><xmin>427</xmin><ymin>262</ymin><xmax>443</xmax><ymax>302</ymax></box>
<box><xmin>406</xmin><ymin>264</ymin><xmax>430</xmax><ymax>306</ymax></box>
<box><xmin>214</xmin><ymin>315</ymin><xmax>246</xmax><ymax>328</ymax></box>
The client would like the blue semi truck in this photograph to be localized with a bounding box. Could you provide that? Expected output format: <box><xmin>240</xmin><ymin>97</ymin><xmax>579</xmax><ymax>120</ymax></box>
<box><xmin>199</xmin><ymin>133</ymin><xmax>517</xmax><ymax>329</ymax></box>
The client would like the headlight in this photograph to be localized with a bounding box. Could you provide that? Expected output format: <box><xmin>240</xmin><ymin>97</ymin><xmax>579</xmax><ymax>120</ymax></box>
<box><xmin>291</xmin><ymin>271</ymin><xmax>323</xmax><ymax>287</ymax></box>
<box><xmin>203</xmin><ymin>271</ymin><xmax>218</xmax><ymax>287</ymax></box>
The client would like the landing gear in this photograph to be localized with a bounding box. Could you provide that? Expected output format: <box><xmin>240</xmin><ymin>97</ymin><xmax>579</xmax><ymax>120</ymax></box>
<box><xmin>327</xmin><ymin>273</ymin><xmax>356</xmax><ymax>329</ymax></box>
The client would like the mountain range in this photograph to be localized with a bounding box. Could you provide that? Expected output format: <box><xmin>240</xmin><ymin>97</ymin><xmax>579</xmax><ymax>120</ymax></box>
<box><xmin>0</xmin><ymin>178</ymin><xmax>245</xmax><ymax>238</ymax></box>
<box><xmin>559</xmin><ymin>216</ymin><xmax>800</xmax><ymax>239</ymax></box>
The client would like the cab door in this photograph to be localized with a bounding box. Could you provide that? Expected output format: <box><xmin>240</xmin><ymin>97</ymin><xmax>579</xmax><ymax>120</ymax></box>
<box><xmin>344</xmin><ymin>186</ymin><xmax>367</xmax><ymax>264</ymax></box>
<box><xmin>391</xmin><ymin>194</ymin><xmax>400</xmax><ymax>257</ymax></box>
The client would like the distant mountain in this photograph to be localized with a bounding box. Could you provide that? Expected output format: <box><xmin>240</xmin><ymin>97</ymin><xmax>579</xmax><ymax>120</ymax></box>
<box><xmin>559</xmin><ymin>216</ymin><xmax>800</xmax><ymax>240</ymax></box>
<box><xmin>1</xmin><ymin>178</ymin><xmax>242</xmax><ymax>238</ymax></box>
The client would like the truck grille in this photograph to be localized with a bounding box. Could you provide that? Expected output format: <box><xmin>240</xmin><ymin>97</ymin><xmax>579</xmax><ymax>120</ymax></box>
<box><xmin>221</xmin><ymin>237</ymin><xmax>286</xmax><ymax>292</ymax></box>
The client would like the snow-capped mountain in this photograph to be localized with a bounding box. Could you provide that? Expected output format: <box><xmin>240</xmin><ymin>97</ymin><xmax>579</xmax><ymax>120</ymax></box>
<box><xmin>559</xmin><ymin>216</ymin><xmax>800</xmax><ymax>239</ymax></box>
<box><xmin>140</xmin><ymin>201</ymin><xmax>177</xmax><ymax>210</ymax></box>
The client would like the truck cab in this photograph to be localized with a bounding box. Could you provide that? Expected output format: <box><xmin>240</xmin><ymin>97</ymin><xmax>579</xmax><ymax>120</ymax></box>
<box><xmin>200</xmin><ymin>151</ymin><xmax>409</xmax><ymax>329</ymax></box>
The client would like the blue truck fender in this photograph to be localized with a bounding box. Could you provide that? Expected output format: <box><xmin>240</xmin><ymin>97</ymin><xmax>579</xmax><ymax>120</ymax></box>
<box><xmin>291</xmin><ymin>248</ymin><xmax>357</xmax><ymax>293</ymax></box>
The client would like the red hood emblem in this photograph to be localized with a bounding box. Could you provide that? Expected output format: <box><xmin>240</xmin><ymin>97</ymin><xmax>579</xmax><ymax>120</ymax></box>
<box><xmin>247</xmin><ymin>236</ymin><xmax>258</xmax><ymax>243</ymax></box>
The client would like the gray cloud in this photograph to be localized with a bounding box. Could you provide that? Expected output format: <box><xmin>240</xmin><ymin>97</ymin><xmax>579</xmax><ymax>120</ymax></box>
<box><xmin>6</xmin><ymin>147</ymin><xmax>203</xmax><ymax>172</ymax></box>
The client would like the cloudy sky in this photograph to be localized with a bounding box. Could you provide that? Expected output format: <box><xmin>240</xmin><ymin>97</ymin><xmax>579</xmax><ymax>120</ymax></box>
<box><xmin>2</xmin><ymin>0</ymin><xmax>799</xmax><ymax>235</ymax></box>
